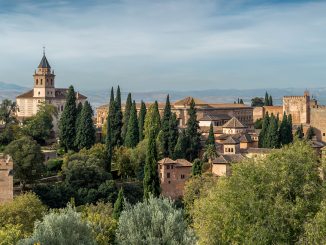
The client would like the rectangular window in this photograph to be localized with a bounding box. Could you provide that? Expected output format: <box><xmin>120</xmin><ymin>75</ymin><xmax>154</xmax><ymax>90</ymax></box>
<box><xmin>171</xmin><ymin>165</ymin><xmax>173</xmax><ymax>169</ymax></box>
<box><xmin>167</xmin><ymin>173</ymin><xmax>170</xmax><ymax>178</ymax></box>
<box><xmin>181</xmin><ymin>174</ymin><xmax>185</xmax><ymax>179</ymax></box>
<box><xmin>323</xmin><ymin>133</ymin><xmax>325</xmax><ymax>136</ymax></box>
<box><xmin>167</xmin><ymin>165</ymin><xmax>170</xmax><ymax>169</ymax></box>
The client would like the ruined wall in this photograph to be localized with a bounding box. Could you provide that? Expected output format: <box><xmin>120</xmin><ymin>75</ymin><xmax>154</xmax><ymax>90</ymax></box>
<box><xmin>0</xmin><ymin>154</ymin><xmax>13</xmax><ymax>203</ymax></box>
<box><xmin>310</xmin><ymin>107</ymin><xmax>326</xmax><ymax>142</ymax></box>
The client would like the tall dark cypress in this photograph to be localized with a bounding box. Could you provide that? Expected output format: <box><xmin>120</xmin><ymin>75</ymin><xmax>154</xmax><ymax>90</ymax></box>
<box><xmin>259</xmin><ymin>112</ymin><xmax>270</xmax><ymax>148</ymax></box>
<box><xmin>113</xmin><ymin>188</ymin><xmax>124</xmax><ymax>220</ymax></box>
<box><xmin>206</xmin><ymin>123</ymin><xmax>215</xmax><ymax>146</ymax></box>
<box><xmin>143</xmin><ymin>129</ymin><xmax>160</xmax><ymax>199</ymax></box>
<box><xmin>114</xmin><ymin>86</ymin><xmax>123</xmax><ymax>146</ymax></box>
<box><xmin>279</xmin><ymin>112</ymin><xmax>288</xmax><ymax>145</ymax></box>
<box><xmin>186</xmin><ymin>99</ymin><xmax>201</xmax><ymax>161</ymax></box>
<box><xmin>125</xmin><ymin>101</ymin><xmax>139</xmax><ymax>148</ymax></box>
<box><xmin>269</xmin><ymin>95</ymin><xmax>273</xmax><ymax>106</ymax></box>
<box><xmin>105</xmin><ymin>87</ymin><xmax>115</xmax><ymax>172</ymax></box>
<box><xmin>287</xmin><ymin>114</ymin><xmax>293</xmax><ymax>143</ymax></box>
<box><xmin>266</xmin><ymin>114</ymin><xmax>279</xmax><ymax>148</ymax></box>
<box><xmin>144</xmin><ymin>101</ymin><xmax>161</xmax><ymax>139</ymax></box>
<box><xmin>75</xmin><ymin>102</ymin><xmax>83</xmax><ymax>128</ymax></box>
<box><xmin>174</xmin><ymin>129</ymin><xmax>188</xmax><ymax>159</ymax></box>
<box><xmin>168</xmin><ymin>113</ymin><xmax>179</xmax><ymax>158</ymax></box>
<box><xmin>161</xmin><ymin>95</ymin><xmax>172</xmax><ymax>157</ymax></box>
<box><xmin>138</xmin><ymin>101</ymin><xmax>147</xmax><ymax>141</ymax></box>
<box><xmin>59</xmin><ymin>85</ymin><xmax>77</xmax><ymax>152</ymax></box>
<box><xmin>306</xmin><ymin>126</ymin><xmax>315</xmax><ymax>140</ymax></box>
<box><xmin>75</xmin><ymin>101</ymin><xmax>96</xmax><ymax>150</ymax></box>
<box><xmin>264</xmin><ymin>92</ymin><xmax>269</xmax><ymax>106</ymax></box>
<box><xmin>295</xmin><ymin>124</ymin><xmax>304</xmax><ymax>139</ymax></box>
<box><xmin>122</xmin><ymin>93</ymin><xmax>132</xmax><ymax>143</ymax></box>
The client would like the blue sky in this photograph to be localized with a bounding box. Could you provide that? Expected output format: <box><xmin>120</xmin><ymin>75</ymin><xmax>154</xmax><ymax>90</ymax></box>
<box><xmin>0</xmin><ymin>0</ymin><xmax>325</xmax><ymax>91</ymax></box>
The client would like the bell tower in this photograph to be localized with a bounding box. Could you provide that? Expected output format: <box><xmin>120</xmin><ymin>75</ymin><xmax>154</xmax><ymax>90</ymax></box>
<box><xmin>33</xmin><ymin>48</ymin><xmax>56</xmax><ymax>98</ymax></box>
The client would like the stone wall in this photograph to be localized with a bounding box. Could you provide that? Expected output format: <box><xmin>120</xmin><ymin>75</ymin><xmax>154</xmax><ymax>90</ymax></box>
<box><xmin>0</xmin><ymin>154</ymin><xmax>13</xmax><ymax>203</ymax></box>
<box><xmin>283</xmin><ymin>95</ymin><xmax>310</xmax><ymax>125</ymax></box>
<box><xmin>310</xmin><ymin>107</ymin><xmax>326</xmax><ymax>142</ymax></box>
<box><xmin>253</xmin><ymin>106</ymin><xmax>283</xmax><ymax>122</ymax></box>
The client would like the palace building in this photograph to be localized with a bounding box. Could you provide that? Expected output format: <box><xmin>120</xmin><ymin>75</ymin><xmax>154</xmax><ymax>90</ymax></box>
<box><xmin>16</xmin><ymin>51</ymin><xmax>87</xmax><ymax>130</ymax></box>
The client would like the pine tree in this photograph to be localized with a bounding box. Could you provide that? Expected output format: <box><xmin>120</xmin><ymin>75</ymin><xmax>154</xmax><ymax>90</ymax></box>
<box><xmin>186</xmin><ymin>99</ymin><xmax>201</xmax><ymax>161</ymax></box>
<box><xmin>206</xmin><ymin>123</ymin><xmax>215</xmax><ymax>146</ymax></box>
<box><xmin>295</xmin><ymin>124</ymin><xmax>304</xmax><ymax>139</ymax></box>
<box><xmin>122</xmin><ymin>93</ymin><xmax>132</xmax><ymax>143</ymax></box>
<box><xmin>144</xmin><ymin>101</ymin><xmax>161</xmax><ymax>139</ymax></box>
<box><xmin>105</xmin><ymin>87</ymin><xmax>115</xmax><ymax>172</ymax></box>
<box><xmin>264</xmin><ymin>92</ymin><xmax>269</xmax><ymax>106</ymax></box>
<box><xmin>113</xmin><ymin>86</ymin><xmax>123</xmax><ymax>146</ymax></box>
<box><xmin>125</xmin><ymin>101</ymin><xmax>139</xmax><ymax>148</ymax></box>
<box><xmin>138</xmin><ymin>101</ymin><xmax>147</xmax><ymax>142</ymax></box>
<box><xmin>269</xmin><ymin>95</ymin><xmax>273</xmax><ymax>106</ymax></box>
<box><xmin>168</xmin><ymin>113</ymin><xmax>179</xmax><ymax>158</ymax></box>
<box><xmin>75</xmin><ymin>101</ymin><xmax>96</xmax><ymax>150</ymax></box>
<box><xmin>192</xmin><ymin>158</ymin><xmax>202</xmax><ymax>176</ymax></box>
<box><xmin>113</xmin><ymin>188</ymin><xmax>124</xmax><ymax>220</ymax></box>
<box><xmin>161</xmin><ymin>95</ymin><xmax>172</xmax><ymax>157</ymax></box>
<box><xmin>59</xmin><ymin>85</ymin><xmax>77</xmax><ymax>151</ymax></box>
<box><xmin>143</xmin><ymin>129</ymin><xmax>160</xmax><ymax>199</ymax></box>
<box><xmin>174</xmin><ymin>130</ymin><xmax>189</xmax><ymax>159</ymax></box>
<box><xmin>259</xmin><ymin>112</ymin><xmax>270</xmax><ymax>148</ymax></box>
<box><xmin>265</xmin><ymin>114</ymin><xmax>279</xmax><ymax>148</ymax></box>
<box><xmin>306</xmin><ymin>126</ymin><xmax>315</xmax><ymax>140</ymax></box>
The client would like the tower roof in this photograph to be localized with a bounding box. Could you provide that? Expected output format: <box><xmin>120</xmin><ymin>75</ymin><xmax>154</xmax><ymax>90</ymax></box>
<box><xmin>38</xmin><ymin>54</ymin><xmax>51</xmax><ymax>69</ymax></box>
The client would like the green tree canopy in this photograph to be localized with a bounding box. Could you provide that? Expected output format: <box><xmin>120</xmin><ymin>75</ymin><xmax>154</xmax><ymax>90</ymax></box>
<box><xmin>295</xmin><ymin>124</ymin><xmax>304</xmax><ymax>139</ymax></box>
<box><xmin>306</xmin><ymin>126</ymin><xmax>315</xmax><ymax>140</ymax></box>
<box><xmin>113</xmin><ymin>188</ymin><xmax>125</xmax><ymax>220</ymax></box>
<box><xmin>206</xmin><ymin>123</ymin><xmax>215</xmax><ymax>146</ymax></box>
<box><xmin>0</xmin><ymin>99</ymin><xmax>17</xmax><ymax>125</ymax></box>
<box><xmin>174</xmin><ymin>129</ymin><xmax>189</xmax><ymax>159</ymax></box>
<box><xmin>138</xmin><ymin>100</ymin><xmax>147</xmax><ymax>141</ymax></box>
<box><xmin>168</xmin><ymin>113</ymin><xmax>179</xmax><ymax>158</ymax></box>
<box><xmin>144</xmin><ymin>101</ymin><xmax>161</xmax><ymax>139</ymax></box>
<box><xmin>122</xmin><ymin>93</ymin><xmax>132</xmax><ymax>143</ymax></box>
<box><xmin>125</xmin><ymin>101</ymin><xmax>139</xmax><ymax>148</ymax></box>
<box><xmin>161</xmin><ymin>95</ymin><xmax>172</xmax><ymax>157</ymax></box>
<box><xmin>191</xmin><ymin>158</ymin><xmax>203</xmax><ymax>176</ymax></box>
<box><xmin>258</xmin><ymin>112</ymin><xmax>269</xmax><ymax>148</ymax></box>
<box><xmin>186</xmin><ymin>99</ymin><xmax>201</xmax><ymax>161</ymax></box>
<box><xmin>251</xmin><ymin>97</ymin><xmax>264</xmax><ymax>107</ymax></box>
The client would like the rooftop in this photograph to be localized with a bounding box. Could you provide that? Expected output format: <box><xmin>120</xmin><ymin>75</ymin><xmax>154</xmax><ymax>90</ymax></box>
<box><xmin>223</xmin><ymin>117</ymin><xmax>246</xmax><ymax>128</ymax></box>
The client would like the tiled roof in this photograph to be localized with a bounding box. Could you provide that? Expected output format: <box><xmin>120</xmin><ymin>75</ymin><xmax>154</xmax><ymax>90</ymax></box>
<box><xmin>223</xmin><ymin>136</ymin><xmax>239</xmax><ymax>144</ymax></box>
<box><xmin>158</xmin><ymin>158</ymin><xmax>175</xmax><ymax>164</ymax></box>
<box><xmin>16</xmin><ymin>88</ymin><xmax>87</xmax><ymax>100</ymax></box>
<box><xmin>16</xmin><ymin>89</ymin><xmax>33</xmax><ymax>98</ymax></box>
<box><xmin>223</xmin><ymin>117</ymin><xmax>246</xmax><ymax>128</ymax></box>
<box><xmin>239</xmin><ymin>134</ymin><xmax>252</xmax><ymax>143</ymax></box>
<box><xmin>174</xmin><ymin>97</ymin><xmax>207</xmax><ymax>106</ymax></box>
<box><xmin>38</xmin><ymin>55</ymin><xmax>51</xmax><ymax>68</ymax></box>
<box><xmin>198</xmin><ymin>114</ymin><xmax>231</xmax><ymax>121</ymax></box>
<box><xmin>158</xmin><ymin>158</ymin><xmax>192</xmax><ymax>167</ymax></box>
<box><xmin>212</xmin><ymin>154</ymin><xmax>245</xmax><ymax>164</ymax></box>
<box><xmin>175</xmin><ymin>159</ymin><xmax>192</xmax><ymax>167</ymax></box>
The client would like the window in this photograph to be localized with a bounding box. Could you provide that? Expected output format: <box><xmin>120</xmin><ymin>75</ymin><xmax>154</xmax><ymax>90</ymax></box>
<box><xmin>38</xmin><ymin>91</ymin><xmax>40</xmax><ymax>95</ymax></box>
<box><xmin>51</xmin><ymin>79</ymin><xmax>53</xmax><ymax>85</ymax></box>
<box><xmin>167</xmin><ymin>165</ymin><xmax>170</xmax><ymax>169</ymax></box>
<box><xmin>168</xmin><ymin>181</ymin><xmax>171</xmax><ymax>184</ymax></box>
<box><xmin>171</xmin><ymin>165</ymin><xmax>173</xmax><ymax>169</ymax></box>
<box><xmin>36</xmin><ymin>79</ymin><xmax>38</xmax><ymax>85</ymax></box>
<box><xmin>160</xmin><ymin>165</ymin><xmax>162</xmax><ymax>169</ymax></box>
<box><xmin>40</xmin><ymin>79</ymin><xmax>43</xmax><ymax>85</ymax></box>
<box><xmin>181</xmin><ymin>174</ymin><xmax>185</xmax><ymax>179</ymax></box>
<box><xmin>167</xmin><ymin>173</ymin><xmax>170</xmax><ymax>178</ymax></box>
<box><xmin>323</xmin><ymin>133</ymin><xmax>325</xmax><ymax>136</ymax></box>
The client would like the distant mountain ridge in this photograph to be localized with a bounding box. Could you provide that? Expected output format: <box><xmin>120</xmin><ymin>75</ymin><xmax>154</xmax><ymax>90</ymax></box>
<box><xmin>0</xmin><ymin>81</ymin><xmax>27</xmax><ymax>91</ymax></box>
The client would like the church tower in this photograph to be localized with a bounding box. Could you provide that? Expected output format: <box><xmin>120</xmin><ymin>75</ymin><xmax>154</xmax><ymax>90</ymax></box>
<box><xmin>33</xmin><ymin>50</ymin><xmax>56</xmax><ymax>98</ymax></box>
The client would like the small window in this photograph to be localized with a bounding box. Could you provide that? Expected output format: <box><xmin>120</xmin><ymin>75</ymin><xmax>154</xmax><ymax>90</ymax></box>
<box><xmin>167</xmin><ymin>173</ymin><xmax>170</xmax><ymax>178</ymax></box>
<box><xmin>168</xmin><ymin>181</ymin><xmax>171</xmax><ymax>184</ymax></box>
<box><xmin>36</xmin><ymin>79</ymin><xmax>38</xmax><ymax>85</ymax></box>
<box><xmin>40</xmin><ymin>79</ymin><xmax>43</xmax><ymax>85</ymax></box>
<box><xmin>160</xmin><ymin>165</ymin><xmax>162</xmax><ymax>169</ymax></box>
<box><xmin>171</xmin><ymin>165</ymin><xmax>173</xmax><ymax>169</ymax></box>
<box><xmin>323</xmin><ymin>133</ymin><xmax>325</xmax><ymax>136</ymax></box>
<box><xmin>181</xmin><ymin>174</ymin><xmax>185</xmax><ymax>179</ymax></box>
<box><xmin>167</xmin><ymin>165</ymin><xmax>170</xmax><ymax>169</ymax></box>
<box><xmin>38</xmin><ymin>91</ymin><xmax>40</xmax><ymax>95</ymax></box>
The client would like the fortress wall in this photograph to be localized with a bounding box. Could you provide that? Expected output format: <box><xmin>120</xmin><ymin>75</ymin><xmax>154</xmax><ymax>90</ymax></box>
<box><xmin>310</xmin><ymin>107</ymin><xmax>326</xmax><ymax>142</ymax></box>
<box><xmin>283</xmin><ymin>96</ymin><xmax>309</xmax><ymax>125</ymax></box>
<box><xmin>0</xmin><ymin>154</ymin><xmax>13</xmax><ymax>203</ymax></box>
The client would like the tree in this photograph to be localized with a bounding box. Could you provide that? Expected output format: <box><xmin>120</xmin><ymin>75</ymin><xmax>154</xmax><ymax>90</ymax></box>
<box><xmin>192</xmin><ymin>141</ymin><xmax>323</xmax><ymax>244</ymax></box>
<box><xmin>251</xmin><ymin>97</ymin><xmax>264</xmax><ymax>107</ymax></box>
<box><xmin>186</xmin><ymin>99</ymin><xmax>201</xmax><ymax>161</ymax></box>
<box><xmin>122</xmin><ymin>93</ymin><xmax>132</xmax><ymax>143</ymax></box>
<box><xmin>254</xmin><ymin>118</ymin><xmax>263</xmax><ymax>129</ymax></box>
<box><xmin>295</xmin><ymin>124</ymin><xmax>304</xmax><ymax>139</ymax></box>
<box><xmin>206</xmin><ymin>123</ymin><xmax>215</xmax><ymax>146</ymax></box>
<box><xmin>76</xmin><ymin>102</ymin><xmax>83</xmax><ymax>129</ymax></box>
<box><xmin>161</xmin><ymin>95</ymin><xmax>172</xmax><ymax>157</ymax></box>
<box><xmin>265</xmin><ymin>113</ymin><xmax>279</xmax><ymax>148</ymax></box>
<box><xmin>22</xmin><ymin>103</ymin><xmax>57</xmax><ymax>145</ymax></box>
<box><xmin>144</xmin><ymin>101</ymin><xmax>161</xmax><ymax>139</ymax></box>
<box><xmin>114</xmin><ymin>86</ymin><xmax>123</xmax><ymax>147</ymax></box>
<box><xmin>5</xmin><ymin>137</ymin><xmax>44</xmax><ymax>189</ymax></box>
<box><xmin>20</xmin><ymin>205</ymin><xmax>96</xmax><ymax>245</ymax></box>
<box><xmin>82</xmin><ymin>202</ymin><xmax>117</xmax><ymax>245</ymax></box>
<box><xmin>174</xmin><ymin>130</ymin><xmax>189</xmax><ymax>159</ymax></box>
<box><xmin>124</xmin><ymin>101</ymin><xmax>139</xmax><ymax>148</ymax></box>
<box><xmin>258</xmin><ymin>112</ymin><xmax>269</xmax><ymax>148</ymax></box>
<box><xmin>192</xmin><ymin>158</ymin><xmax>203</xmax><ymax>176</ymax></box>
<box><xmin>306</xmin><ymin>126</ymin><xmax>315</xmax><ymax>140</ymax></box>
<box><xmin>0</xmin><ymin>99</ymin><xmax>17</xmax><ymax>125</ymax></box>
<box><xmin>143</xmin><ymin>129</ymin><xmax>160</xmax><ymax>199</ymax></box>
<box><xmin>239</xmin><ymin>98</ymin><xmax>244</xmax><ymax>104</ymax></box>
<box><xmin>156</xmin><ymin>130</ymin><xmax>165</xmax><ymax>160</ymax></box>
<box><xmin>115</xmin><ymin>196</ymin><xmax>196</xmax><ymax>245</ymax></box>
<box><xmin>168</xmin><ymin>113</ymin><xmax>179</xmax><ymax>158</ymax></box>
<box><xmin>75</xmin><ymin>101</ymin><xmax>96</xmax><ymax>150</ymax></box>
<box><xmin>138</xmin><ymin>100</ymin><xmax>147</xmax><ymax>141</ymax></box>
<box><xmin>0</xmin><ymin>224</ymin><xmax>25</xmax><ymax>245</ymax></box>
<box><xmin>130</xmin><ymin>139</ymin><xmax>147</xmax><ymax>180</ymax></box>
<box><xmin>0</xmin><ymin>193</ymin><xmax>47</xmax><ymax>236</ymax></box>
<box><xmin>59</xmin><ymin>85</ymin><xmax>77</xmax><ymax>151</ymax></box>
<box><xmin>113</xmin><ymin>188</ymin><xmax>125</xmax><ymax>220</ymax></box>
<box><xmin>114</xmin><ymin>146</ymin><xmax>133</xmax><ymax>178</ymax></box>
<box><xmin>269</xmin><ymin>95</ymin><xmax>273</xmax><ymax>106</ymax></box>
<box><xmin>279</xmin><ymin>112</ymin><xmax>292</xmax><ymax>146</ymax></box>
<box><xmin>287</xmin><ymin>114</ymin><xmax>293</xmax><ymax>143</ymax></box>
<box><xmin>105</xmin><ymin>87</ymin><xmax>115</xmax><ymax>172</ymax></box>
<box><xmin>264</xmin><ymin>91</ymin><xmax>269</xmax><ymax>106</ymax></box>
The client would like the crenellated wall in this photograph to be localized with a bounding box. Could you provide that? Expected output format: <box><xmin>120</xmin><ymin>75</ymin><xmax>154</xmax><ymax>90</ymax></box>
<box><xmin>283</xmin><ymin>94</ymin><xmax>310</xmax><ymax>125</ymax></box>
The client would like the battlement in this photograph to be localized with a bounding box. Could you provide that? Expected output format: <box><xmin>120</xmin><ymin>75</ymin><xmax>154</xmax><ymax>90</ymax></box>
<box><xmin>283</xmin><ymin>96</ymin><xmax>308</xmax><ymax>100</ymax></box>
<box><xmin>0</xmin><ymin>154</ymin><xmax>13</xmax><ymax>203</ymax></box>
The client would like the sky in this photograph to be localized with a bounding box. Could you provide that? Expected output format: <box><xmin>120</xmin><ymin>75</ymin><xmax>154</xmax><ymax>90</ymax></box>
<box><xmin>0</xmin><ymin>0</ymin><xmax>325</xmax><ymax>92</ymax></box>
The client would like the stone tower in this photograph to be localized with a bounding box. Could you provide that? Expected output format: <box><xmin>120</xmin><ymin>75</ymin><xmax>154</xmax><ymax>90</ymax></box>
<box><xmin>0</xmin><ymin>154</ymin><xmax>13</xmax><ymax>203</ymax></box>
<box><xmin>33</xmin><ymin>50</ymin><xmax>56</xmax><ymax>98</ymax></box>
<box><xmin>283</xmin><ymin>91</ymin><xmax>310</xmax><ymax>125</ymax></box>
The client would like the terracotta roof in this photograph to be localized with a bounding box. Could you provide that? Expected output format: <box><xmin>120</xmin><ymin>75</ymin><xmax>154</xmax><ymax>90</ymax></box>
<box><xmin>158</xmin><ymin>158</ymin><xmax>175</xmax><ymax>164</ymax></box>
<box><xmin>158</xmin><ymin>158</ymin><xmax>192</xmax><ymax>167</ymax></box>
<box><xmin>173</xmin><ymin>97</ymin><xmax>207</xmax><ymax>106</ymax></box>
<box><xmin>223</xmin><ymin>117</ymin><xmax>246</xmax><ymax>128</ymax></box>
<box><xmin>175</xmin><ymin>159</ymin><xmax>192</xmax><ymax>167</ymax></box>
<box><xmin>198</xmin><ymin>114</ymin><xmax>231</xmax><ymax>121</ymax></box>
<box><xmin>239</xmin><ymin>134</ymin><xmax>252</xmax><ymax>143</ymax></box>
<box><xmin>208</xmin><ymin>103</ymin><xmax>251</xmax><ymax>109</ymax></box>
<box><xmin>16</xmin><ymin>88</ymin><xmax>87</xmax><ymax>100</ymax></box>
<box><xmin>38</xmin><ymin>54</ymin><xmax>51</xmax><ymax>68</ymax></box>
<box><xmin>223</xmin><ymin>136</ymin><xmax>239</xmax><ymax>145</ymax></box>
<box><xmin>16</xmin><ymin>89</ymin><xmax>33</xmax><ymax>98</ymax></box>
<box><xmin>212</xmin><ymin>154</ymin><xmax>245</xmax><ymax>164</ymax></box>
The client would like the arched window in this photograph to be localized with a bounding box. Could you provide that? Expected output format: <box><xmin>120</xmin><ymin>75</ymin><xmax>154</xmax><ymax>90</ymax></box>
<box><xmin>38</xmin><ymin>91</ymin><xmax>40</xmax><ymax>95</ymax></box>
<box><xmin>40</xmin><ymin>79</ymin><xmax>43</xmax><ymax>85</ymax></box>
<box><xmin>36</xmin><ymin>79</ymin><xmax>38</xmax><ymax>85</ymax></box>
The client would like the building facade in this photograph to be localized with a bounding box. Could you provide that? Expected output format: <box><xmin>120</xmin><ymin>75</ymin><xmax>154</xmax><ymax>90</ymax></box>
<box><xmin>0</xmin><ymin>154</ymin><xmax>13</xmax><ymax>203</ymax></box>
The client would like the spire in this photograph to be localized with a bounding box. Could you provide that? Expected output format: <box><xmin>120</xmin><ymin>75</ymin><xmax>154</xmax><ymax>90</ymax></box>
<box><xmin>38</xmin><ymin>47</ymin><xmax>51</xmax><ymax>69</ymax></box>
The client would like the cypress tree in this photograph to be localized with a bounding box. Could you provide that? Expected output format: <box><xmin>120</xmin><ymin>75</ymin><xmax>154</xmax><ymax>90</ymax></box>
<box><xmin>239</xmin><ymin>99</ymin><xmax>244</xmax><ymax>104</ymax></box>
<box><xmin>59</xmin><ymin>85</ymin><xmax>77</xmax><ymax>152</ymax></box>
<box><xmin>306</xmin><ymin>126</ymin><xmax>315</xmax><ymax>140</ymax></box>
<box><xmin>295</xmin><ymin>124</ymin><xmax>304</xmax><ymax>139</ymax></box>
<box><xmin>259</xmin><ymin>112</ymin><xmax>270</xmax><ymax>148</ymax></box>
<box><xmin>138</xmin><ymin>101</ymin><xmax>147</xmax><ymax>141</ymax></box>
<box><xmin>75</xmin><ymin>102</ymin><xmax>83</xmax><ymax>128</ymax></box>
<box><xmin>279</xmin><ymin>112</ymin><xmax>288</xmax><ymax>145</ymax></box>
<box><xmin>161</xmin><ymin>95</ymin><xmax>172</xmax><ymax>157</ymax></box>
<box><xmin>125</xmin><ymin>101</ymin><xmax>139</xmax><ymax>148</ymax></box>
<box><xmin>144</xmin><ymin>101</ymin><xmax>161</xmax><ymax>139</ymax></box>
<box><xmin>264</xmin><ymin>92</ymin><xmax>269</xmax><ymax>106</ymax></box>
<box><xmin>156</xmin><ymin>130</ymin><xmax>164</xmax><ymax>160</ymax></box>
<box><xmin>113</xmin><ymin>188</ymin><xmax>124</xmax><ymax>220</ymax></box>
<box><xmin>186</xmin><ymin>99</ymin><xmax>201</xmax><ymax>161</ymax></box>
<box><xmin>122</xmin><ymin>93</ymin><xmax>132</xmax><ymax>143</ymax></box>
<box><xmin>113</xmin><ymin>86</ymin><xmax>123</xmax><ymax>146</ymax></box>
<box><xmin>105</xmin><ymin>87</ymin><xmax>115</xmax><ymax>172</ymax></box>
<box><xmin>168</xmin><ymin>113</ymin><xmax>178</xmax><ymax>158</ymax></box>
<box><xmin>206</xmin><ymin>123</ymin><xmax>215</xmax><ymax>146</ymax></box>
<box><xmin>266</xmin><ymin>114</ymin><xmax>279</xmax><ymax>148</ymax></box>
<box><xmin>287</xmin><ymin>114</ymin><xmax>293</xmax><ymax>143</ymax></box>
<box><xmin>269</xmin><ymin>95</ymin><xmax>273</xmax><ymax>106</ymax></box>
<box><xmin>143</xmin><ymin>129</ymin><xmax>160</xmax><ymax>199</ymax></box>
<box><xmin>174</xmin><ymin>130</ymin><xmax>188</xmax><ymax>159</ymax></box>
<box><xmin>192</xmin><ymin>158</ymin><xmax>202</xmax><ymax>176</ymax></box>
<box><xmin>75</xmin><ymin>101</ymin><xmax>96</xmax><ymax>150</ymax></box>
